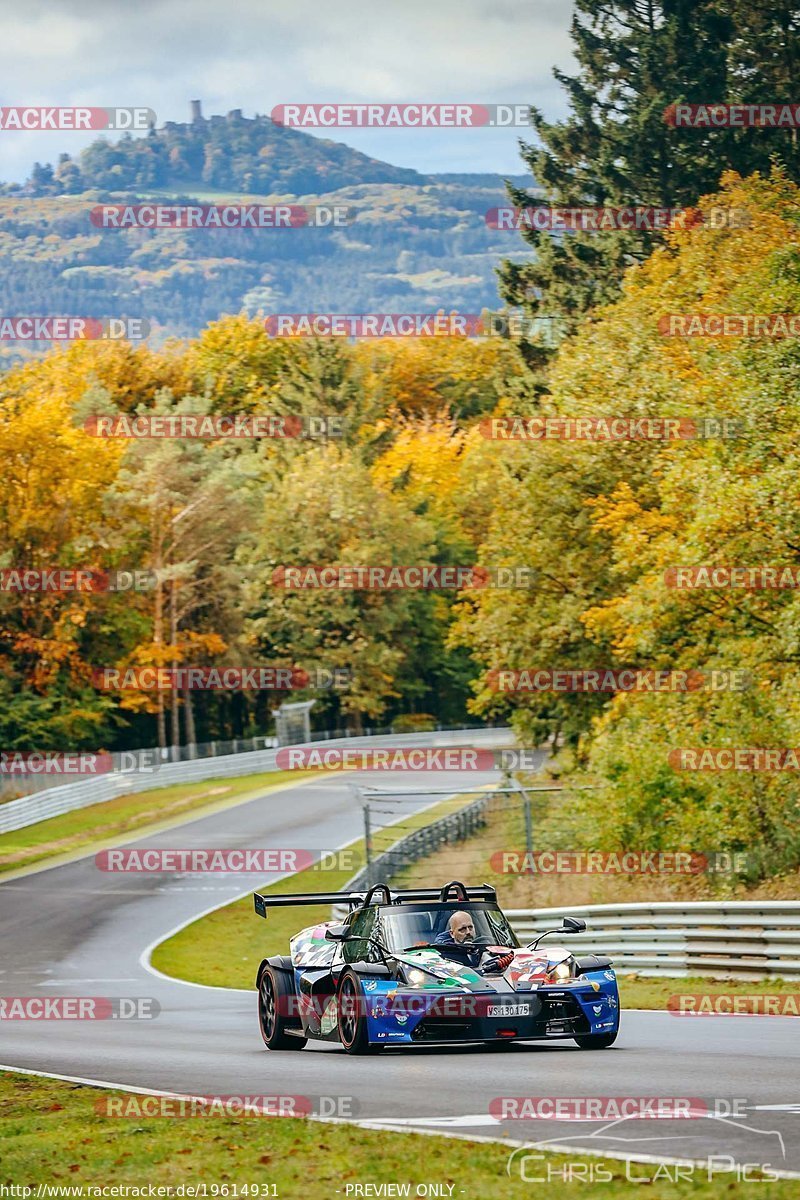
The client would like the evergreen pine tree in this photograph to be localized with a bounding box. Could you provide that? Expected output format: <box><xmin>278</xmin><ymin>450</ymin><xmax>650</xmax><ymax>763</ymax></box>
<box><xmin>500</xmin><ymin>0</ymin><xmax>800</xmax><ymax>363</ymax></box>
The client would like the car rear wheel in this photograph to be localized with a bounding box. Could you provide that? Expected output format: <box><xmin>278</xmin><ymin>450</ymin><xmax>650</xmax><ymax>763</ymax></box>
<box><xmin>574</xmin><ymin>1030</ymin><xmax>618</xmax><ymax>1049</ymax></box>
<box><xmin>258</xmin><ymin>967</ymin><xmax>306</xmax><ymax>1051</ymax></box>
<box><xmin>337</xmin><ymin>970</ymin><xmax>379</xmax><ymax>1055</ymax></box>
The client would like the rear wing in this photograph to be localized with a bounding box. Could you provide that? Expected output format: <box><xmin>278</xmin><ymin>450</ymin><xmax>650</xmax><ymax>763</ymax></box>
<box><xmin>254</xmin><ymin>890</ymin><xmax>366</xmax><ymax>919</ymax></box>
<box><xmin>253</xmin><ymin>880</ymin><xmax>496</xmax><ymax>919</ymax></box>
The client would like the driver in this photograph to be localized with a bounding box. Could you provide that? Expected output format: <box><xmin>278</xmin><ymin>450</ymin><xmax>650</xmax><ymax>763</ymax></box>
<box><xmin>438</xmin><ymin>911</ymin><xmax>476</xmax><ymax>946</ymax></box>
<box><xmin>435</xmin><ymin>911</ymin><xmax>513</xmax><ymax>973</ymax></box>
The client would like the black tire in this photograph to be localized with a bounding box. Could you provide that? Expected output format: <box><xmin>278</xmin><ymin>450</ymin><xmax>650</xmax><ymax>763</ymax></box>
<box><xmin>574</xmin><ymin>1029</ymin><xmax>618</xmax><ymax>1049</ymax></box>
<box><xmin>258</xmin><ymin>966</ymin><xmax>307</xmax><ymax>1051</ymax></box>
<box><xmin>337</xmin><ymin>970</ymin><xmax>379</xmax><ymax>1055</ymax></box>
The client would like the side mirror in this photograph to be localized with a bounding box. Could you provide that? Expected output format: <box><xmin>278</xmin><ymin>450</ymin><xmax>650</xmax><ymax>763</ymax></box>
<box><xmin>562</xmin><ymin>917</ymin><xmax>587</xmax><ymax>933</ymax></box>
<box><xmin>325</xmin><ymin>924</ymin><xmax>351</xmax><ymax>941</ymax></box>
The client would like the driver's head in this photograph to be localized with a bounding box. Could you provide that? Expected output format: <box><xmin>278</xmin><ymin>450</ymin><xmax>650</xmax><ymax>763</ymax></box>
<box><xmin>448</xmin><ymin>910</ymin><xmax>475</xmax><ymax>943</ymax></box>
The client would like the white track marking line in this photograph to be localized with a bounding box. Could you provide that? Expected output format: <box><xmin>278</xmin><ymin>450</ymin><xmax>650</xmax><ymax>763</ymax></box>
<box><xmin>2</xmin><ymin>1064</ymin><xmax>798</xmax><ymax>1180</ymax></box>
<box><xmin>139</xmin><ymin>785</ymin><xmax>466</xmax><ymax>991</ymax></box>
<box><xmin>40</xmin><ymin>978</ymin><xmax>141</xmax><ymax>985</ymax></box>
<box><xmin>361</xmin><ymin>1115</ymin><xmax>501</xmax><ymax>1128</ymax></box>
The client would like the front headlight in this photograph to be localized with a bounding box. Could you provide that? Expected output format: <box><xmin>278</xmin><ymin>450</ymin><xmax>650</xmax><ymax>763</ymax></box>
<box><xmin>407</xmin><ymin>968</ymin><xmax>427</xmax><ymax>986</ymax></box>
<box><xmin>550</xmin><ymin>961</ymin><xmax>572</xmax><ymax>981</ymax></box>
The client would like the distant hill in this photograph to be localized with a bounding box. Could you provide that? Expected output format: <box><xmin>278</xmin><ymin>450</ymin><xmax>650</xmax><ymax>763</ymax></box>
<box><xmin>0</xmin><ymin>106</ymin><xmax>538</xmax><ymax>356</ymax></box>
<box><xmin>7</xmin><ymin>104</ymin><xmax>433</xmax><ymax>198</ymax></box>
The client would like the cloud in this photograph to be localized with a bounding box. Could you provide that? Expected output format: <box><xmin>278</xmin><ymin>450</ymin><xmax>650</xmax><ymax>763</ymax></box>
<box><xmin>0</xmin><ymin>0</ymin><xmax>575</xmax><ymax>181</ymax></box>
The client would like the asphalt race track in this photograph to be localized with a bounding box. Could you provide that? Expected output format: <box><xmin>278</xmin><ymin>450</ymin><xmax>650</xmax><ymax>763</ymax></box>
<box><xmin>1</xmin><ymin>731</ymin><xmax>799</xmax><ymax>1178</ymax></box>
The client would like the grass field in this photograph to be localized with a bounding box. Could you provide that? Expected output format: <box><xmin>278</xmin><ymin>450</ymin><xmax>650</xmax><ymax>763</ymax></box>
<box><xmin>0</xmin><ymin>770</ymin><xmax>317</xmax><ymax>877</ymax></box>
<box><xmin>1</xmin><ymin>1070</ymin><xmax>791</xmax><ymax>1198</ymax></box>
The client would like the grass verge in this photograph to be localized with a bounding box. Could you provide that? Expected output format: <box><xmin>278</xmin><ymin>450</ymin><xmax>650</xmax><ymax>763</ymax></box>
<box><xmin>150</xmin><ymin>789</ymin><xmax>486</xmax><ymax>988</ymax></box>
<box><xmin>1</xmin><ymin>1070</ymin><xmax>792</xmax><ymax>1197</ymax></box>
<box><xmin>616</xmin><ymin>974</ymin><xmax>800</xmax><ymax>1012</ymax></box>
<box><xmin>0</xmin><ymin>770</ymin><xmax>318</xmax><ymax>877</ymax></box>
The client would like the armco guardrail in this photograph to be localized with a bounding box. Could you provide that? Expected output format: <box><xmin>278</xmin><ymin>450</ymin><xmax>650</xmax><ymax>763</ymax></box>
<box><xmin>0</xmin><ymin>727</ymin><xmax>510</xmax><ymax>835</ymax></box>
<box><xmin>0</xmin><ymin>723</ymin><xmax>499</xmax><ymax>801</ymax></box>
<box><xmin>334</xmin><ymin>885</ymin><xmax>799</xmax><ymax>980</ymax></box>
<box><xmin>0</xmin><ymin>747</ymin><xmax>280</xmax><ymax>835</ymax></box>
<box><xmin>507</xmin><ymin>901</ymin><xmax>800</xmax><ymax>980</ymax></box>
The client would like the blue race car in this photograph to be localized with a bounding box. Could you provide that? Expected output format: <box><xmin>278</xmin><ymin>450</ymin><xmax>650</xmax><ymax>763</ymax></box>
<box><xmin>254</xmin><ymin>880</ymin><xmax>619</xmax><ymax>1054</ymax></box>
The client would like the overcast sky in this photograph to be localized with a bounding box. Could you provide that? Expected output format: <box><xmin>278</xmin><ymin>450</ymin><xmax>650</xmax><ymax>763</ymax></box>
<box><xmin>0</xmin><ymin>0</ymin><xmax>575</xmax><ymax>184</ymax></box>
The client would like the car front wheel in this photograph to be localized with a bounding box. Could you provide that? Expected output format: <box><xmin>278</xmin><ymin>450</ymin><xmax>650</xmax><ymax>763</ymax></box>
<box><xmin>337</xmin><ymin>970</ymin><xmax>379</xmax><ymax>1055</ymax></box>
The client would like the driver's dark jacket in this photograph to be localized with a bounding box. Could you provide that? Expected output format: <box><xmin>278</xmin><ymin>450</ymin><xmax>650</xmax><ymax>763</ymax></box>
<box><xmin>433</xmin><ymin>930</ymin><xmax>483</xmax><ymax>968</ymax></box>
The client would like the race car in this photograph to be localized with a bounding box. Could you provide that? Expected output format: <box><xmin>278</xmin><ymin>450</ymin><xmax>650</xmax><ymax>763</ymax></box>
<box><xmin>254</xmin><ymin>879</ymin><xmax>620</xmax><ymax>1054</ymax></box>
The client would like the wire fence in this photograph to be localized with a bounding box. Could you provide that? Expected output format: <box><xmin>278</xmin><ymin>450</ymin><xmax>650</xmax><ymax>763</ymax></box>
<box><xmin>355</xmin><ymin>786</ymin><xmax>554</xmax><ymax>889</ymax></box>
<box><xmin>357</xmin><ymin>791</ymin><xmax>493</xmax><ymax>891</ymax></box>
<box><xmin>341</xmin><ymin>784</ymin><xmax>742</xmax><ymax>901</ymax></box>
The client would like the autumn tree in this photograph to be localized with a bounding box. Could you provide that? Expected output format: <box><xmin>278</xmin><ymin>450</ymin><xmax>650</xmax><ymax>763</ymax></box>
<box><xmin>501</xmin><ymin>0</ymin><xmax>800</xmax><ymax>359</ymax></box>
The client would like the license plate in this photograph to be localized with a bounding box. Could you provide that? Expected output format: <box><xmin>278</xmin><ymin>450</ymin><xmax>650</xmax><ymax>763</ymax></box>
<box><xmin>487</xmin><ymin>1003</ymin><xmax>530</xmax><ymax>1017</ymax></box>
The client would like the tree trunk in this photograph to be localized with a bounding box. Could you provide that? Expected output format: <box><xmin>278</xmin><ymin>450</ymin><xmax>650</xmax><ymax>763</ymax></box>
<box><xmin>169</xmin><ymin>576</ymin><xmax>180</xmax><ymax>755</ymax></box>
<box><xmin>153</xmin><ymin>515</ymin><xmax>166</xmax><ymax>750</ymax></box>
<box><xmin>184</xmin><ymin>682</ymin><xmax>197</xmax><ymax>757</ymax></box>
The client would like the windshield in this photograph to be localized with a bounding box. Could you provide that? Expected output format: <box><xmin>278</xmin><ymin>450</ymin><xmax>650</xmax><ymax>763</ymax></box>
<box><xmin>372</xmin><ymin>904</ymin><xmax>519</xmax><ymax>953</ymax></box>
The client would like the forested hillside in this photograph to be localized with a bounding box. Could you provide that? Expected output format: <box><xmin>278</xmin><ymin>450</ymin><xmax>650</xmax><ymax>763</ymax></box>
<box><xmin>4</xmin><ymin>171</ymin><xmax>800</xmax><ymax>876</ymax></box>
<box><xmin>0</xmin><ymin>108</ymin><xmax>535</xmax><ymax>346</ymax></box>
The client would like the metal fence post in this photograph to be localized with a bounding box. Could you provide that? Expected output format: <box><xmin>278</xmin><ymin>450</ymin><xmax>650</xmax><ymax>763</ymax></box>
<box><xmin>363</xmin><ymin>798</ymin><xmax>372</xmax><ymax>888</ymax></box>
<box><xmin>516</xmin><ymin>780</ymin><xmax>533</xmax><ymax>857</ymax></box>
